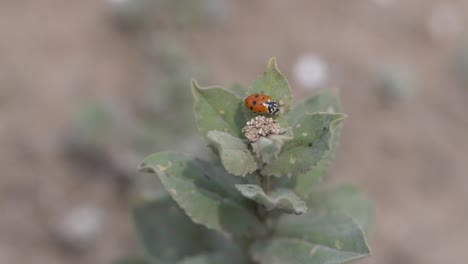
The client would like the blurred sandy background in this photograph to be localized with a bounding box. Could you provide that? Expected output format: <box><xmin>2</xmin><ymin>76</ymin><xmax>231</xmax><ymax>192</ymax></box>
<box><xmin>1</xmin><ymin>0</ymin><xmax>468</xmax><ymax>263</ymax></box>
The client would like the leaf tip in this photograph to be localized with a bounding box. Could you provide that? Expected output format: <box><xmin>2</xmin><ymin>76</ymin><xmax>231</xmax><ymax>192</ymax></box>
<box><xmin>137</xmin><ymin>162</ymin><xmax>153</xmax><ymax>173</ymax></box>
<box><xmin>267</xmin><ymin>56</ymin><xmax>279</xmax><ymax>71</ymax></box>
<box><xmin>360</xmin><ymin>229</ymin><xmax>372</xmax><ymax>255</ymax></box>
<box><xmin>191</xmin><ymin>78</ymin><xmax>200</xmax><ymax>89</ymax></box>
<box><xmin>191</xmin><ymin>79</ymin><xmax>202</xmax><ymax>99</ymax></box>
<box><xmin>332</xmin><ymin>113</ymin><xmax>347</xmax><ymax>126</ymax></box>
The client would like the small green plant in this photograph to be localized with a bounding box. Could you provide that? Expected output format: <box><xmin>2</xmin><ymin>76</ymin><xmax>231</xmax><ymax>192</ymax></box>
<box><xmin>132</xmin><ymin>58</ymin><xmax>373</xmax><ymax>264</ymax></box>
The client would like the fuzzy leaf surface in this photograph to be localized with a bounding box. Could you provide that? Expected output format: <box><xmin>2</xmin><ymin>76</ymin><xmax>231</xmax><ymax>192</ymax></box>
<box><xmin>230</xmin><ymin>83</ymin><xmax>249</xmax><ymax>98</ymax></box>
<box><xmin>236</xmin><ymin>184</ymin><xmax>307</xmax><ymax>215</ymax></box>
<box><xmin>139</xmin><ymin>152</ymin><xmax>261</xmax><ymax>235</ymax></box>
<box><xmin>177</xmin><ymin>251</ymin><xmax>247</xmax><ymax>264</ymax></box>
<box><xmin>288</xmin><ymin>89</ymin><xmax>341</xmax><ymax>126</ymax></box>
<box><xmin>290</xmin><ymin>124</ymin><xmax>342</xmax><ymax>196</ymax></box>
<box><xmin>192</xmin><ymin>81</ymin><xmax>245</xmax><ymax>141</ymax></box>
<box><xmin>285</xmin><ymin>89</ymin><xmax>344</xmax><ymax>193</ymax></box>
<box><xmin>306</xmin><ymin>184</ymin><xmax>374</xmax><ymax>233</ymax></box>
<box><xmin>251</xmin><ymin>131</ymin><xmax>293</xmax><ymax>164</ymax></box>
<box><xmin>132</xmin><ymin>196</ymin><xmax>219</xmax><ymax>262</ymax></box>
<box><xmin>262</xmin><ymin>113</ymin><xmax>346</xmax><ymax>177</ymax></box>
<box><xmin>250</xmin><ymin>213</ymin><xmax>370</xmax><ymax>264</ymax></box>
<box><xmin>243</xmin><ymin>57</ymin><xmax>292</xmax><ymax>123</ymax></box>
<box><xmin>207</xmin><ymin>131</ymin><xmax>258</xmax><ymax>176</ymax></box>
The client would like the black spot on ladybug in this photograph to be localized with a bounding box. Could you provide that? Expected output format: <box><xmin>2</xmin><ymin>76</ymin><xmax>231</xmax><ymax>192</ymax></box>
<box><xmin>262</xmin><ymin>96</ymin><xmax>265</xmax><ymax>99</ymax></box>
<box><xmin>308</xmin><ymin>142</ymin><xmax>313</xmax><ymax>147</ymax></box>
<box><xmin>252</xmin><ymin>101</ymin><xmax>257</xmax><ymax>105</ymax></box>
<box><xmin>250</xmin><ymin>106</ymin><xmax>253</xmax><ymax>110</ymax></box>
<box><xmin>255</xmin><ymin>94</ymin><xmax>259</xmax><ymax>98</ymax></box>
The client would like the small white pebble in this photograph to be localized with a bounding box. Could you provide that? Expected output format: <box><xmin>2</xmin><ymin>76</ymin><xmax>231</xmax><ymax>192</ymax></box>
<box><xmin>53</xmin><ymin>206</ymin><xmax>104</xmax><ymax>252</ymax></box>
<box><xmin>294</xmin><ymin>54</ymin><xmax>329</xmax><ymax>90</ymax></box>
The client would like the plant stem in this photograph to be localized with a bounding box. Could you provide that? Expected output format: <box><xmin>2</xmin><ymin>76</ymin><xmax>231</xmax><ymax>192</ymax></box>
<box><xmin>259</xmin><ymin>174</ymin><xmax>271</xmax><ymax>194</ymax></box>
<box><xmin>264</xmin><ymin>175</ymin><xmax>271</xmax><ymax>194</ymax></box>
<box><xmin>255</xmin><ymin>173</ymin><xmax>272</xmax><ymax>223</ymax></box>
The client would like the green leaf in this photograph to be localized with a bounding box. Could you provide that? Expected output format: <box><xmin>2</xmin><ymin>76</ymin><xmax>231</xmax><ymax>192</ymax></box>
<box><xmin>289</xmin><ymin>121</ymin><xmax>342</xmax><ymax>196</ymax></box>
<box><xmin>249</xmin><ymin>57</ymin><xmax>293</xmax><ymax>114</ymax></box>
<box><xmin>230</xmin><ymin>83</ymin><xmax>249</xmax><ymax>98</ymax></box>
<box><xmin>177</xmin><ymin>251</ymin><xmax>247</xmax><ymax>264</ymax></box>
<box><xmin>139</xmin><ymin>152</ymin><xmax>262</xmax><ymax>235</ymax></box>
<box><xmin>281</xmin><ymin>92</ymin><xmax>343</xmax><ymax>192</ymax></box>
<box><xmin>207</xmin><ymin>131</ymin><xmax>258</xmax><ymax>176</ymax></box>
<box><xmin>250</xmin><ymin>213</ymin><xmax>370</xmax><ymax>264</ymax></box>
<box><xmin>288</xmin><ymin>89</ymin><xmax>342</xmax><ymax>127</ymax></box>
<box><xmin>195</xmin><ymin>155</ymin><xmax>260</xmax><ymax>188</ymax></box>
<box><xmin>305</xmin><ymin>185</ymin><xmax>374</xmax><ymax>233</ymax></box>
<box><xmin>192</xmin><ymin>80</ymin><xmax>245</xmax><ymax>141</ymax></box>
<box><xmin>262</xmin><ymin>113</ymin><xmax>346</xmax><ymax>177</ymax></box>
<box><xmin>251</xmin><ymin>131</ymin><xmax>293</xmax><ymax>164</ymax></box>
<box><xmin>133</xmin><ymin>170</ymin><xmax>169</xmax><ymax>203</ymax></box>
<box><xmin>235</xmin><ymin>184</ymin><xmax>307</xmax><ymax>215</ymax></box>
<box><xmin>132</xmin><ymin>196</ymin><xmax>219</xmax><ymax>262</ymax></box>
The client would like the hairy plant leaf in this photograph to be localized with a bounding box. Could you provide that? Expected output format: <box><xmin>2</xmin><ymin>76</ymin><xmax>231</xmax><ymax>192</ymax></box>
<box><xmin>207</xmin><ymin>131</ymin><xmax>258</xmax><ymax>176</ymax></box>
<box><xmin>230</xmin><ymin>83</ymin><xmax>249</xmax><ymax>98</ymax></box>
<box><xmin>251</xmin><ymin>131</ymin><xmax>293</xmax><ymax>164</ymax></box>
<box><xmin>262</xmin><ymin>113</ymin><xmax>346</xmax><ymax>177</ymax></box>
<box><xmin>306</xmin><ymin>184</ymin><xmax>374</xmax><ymax>233</ymax></box>
<box><xmin>139</xmin><ymin>152</ymin><xmax>261</xmax><ymax>235</ymax></box>
<box><xmin>283</xmin><ymin>90</ymin><xmax>344</xmax><ymax>193</ymax></box>
<box><xmin>192</xmin><ymin>80</ymin><xmax>245</xmax><ymax>141</ymax></box>
<box><xmin>288</xmin><ymin>89</ymin><xmax>341</xmax><ymax>126</ymax></box>
<box><xmin>289</xmin><ymin>124</ymin><xmax>342</xmax><ymax>196</ymax></box>
<box><xmin>250</xmin><ymin>213</ymin><xmax>370</xmax><ymax>264</ymax></box>
<box><xmin>177</xmin><ymin>251</ymin><xmax>247</xmax><ymax>264</ymax></box>
<box><xmin>132</xmin><ymin>196</ymin><xmax>219</xmax><ymax>262</ymax></box>
<box><xmin>194</xmin><ymin>156</ymin><xmax>256</xmax><ymax>195</ymax></box>
<box><xmin>236</xmin><ymin>184</ymin><xmax>307</xmax><ymax>215</ymax></box>
<box><xmin>243</xmin><ymin>58</ymin><xmax>292</xmax><ymax>122</ymax></box>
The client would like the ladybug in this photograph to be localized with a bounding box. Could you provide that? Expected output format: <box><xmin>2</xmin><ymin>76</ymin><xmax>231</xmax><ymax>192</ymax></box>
<box><xmin>244</xmin><ymin>93</ymin><xmax>280</xmax><ymax>114</ymax></box>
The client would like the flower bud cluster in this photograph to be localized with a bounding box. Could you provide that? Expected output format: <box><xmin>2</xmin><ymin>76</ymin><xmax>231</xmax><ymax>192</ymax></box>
<box><xmin>242</xmin><ymin>116</ymin><xmax>281</xmax><ymax>142</ymax></box>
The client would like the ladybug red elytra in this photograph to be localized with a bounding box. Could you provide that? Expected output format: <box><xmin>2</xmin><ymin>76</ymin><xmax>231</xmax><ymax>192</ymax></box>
<box><xmin>244</xmin><ymin>93</ymin><xmax>279</xmax><ymax>115</ymax></box>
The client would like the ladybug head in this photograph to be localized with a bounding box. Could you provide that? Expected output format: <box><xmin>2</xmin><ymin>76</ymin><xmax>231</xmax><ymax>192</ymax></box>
<box><xmin>266</xmin><ymin>101</ymin><xmax>280</xmax><ymax>115</ymax></box>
